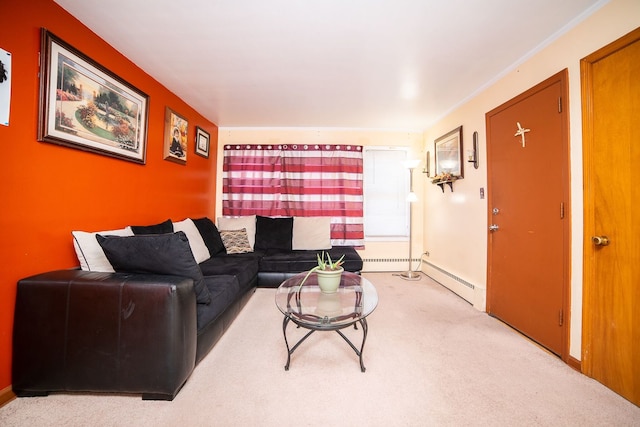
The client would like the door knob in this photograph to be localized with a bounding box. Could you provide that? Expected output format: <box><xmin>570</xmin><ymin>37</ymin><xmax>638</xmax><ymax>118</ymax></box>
<box><xmin>489</xmin><ymin>224</ymin><xmax>499</xmax><ymax>231</ymax></box>
<box><xmin>592</xmin><ymin>235</ymin><xmax>610</xmax><ymax>246</ymax></box>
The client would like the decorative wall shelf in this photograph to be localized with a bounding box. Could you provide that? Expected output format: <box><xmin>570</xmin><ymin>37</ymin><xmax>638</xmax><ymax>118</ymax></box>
<box><xmin>435</xmin><ymin>180</ymin><xmax>455</xmax><ymax>192</ymax></box>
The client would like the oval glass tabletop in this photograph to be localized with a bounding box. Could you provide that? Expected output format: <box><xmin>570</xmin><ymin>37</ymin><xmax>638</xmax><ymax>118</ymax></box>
<box><xmin>275</xmin><ymin>271</ymin><xmax>378</xmax><ymax>328</ymax></box>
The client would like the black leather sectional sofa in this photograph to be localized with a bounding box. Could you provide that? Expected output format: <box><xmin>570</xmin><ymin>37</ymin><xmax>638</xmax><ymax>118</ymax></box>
<box><xmin>12</xmin><ymin>217</ymin><xmax>362</xmax><ymax>401</ymax></box>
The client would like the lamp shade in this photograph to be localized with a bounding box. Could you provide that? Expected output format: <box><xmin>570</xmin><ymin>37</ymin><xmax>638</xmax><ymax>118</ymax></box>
<box><xmin>403</xmin><ymin>159</ymin><xmax>421</xmax><ymax>169</ymax></box>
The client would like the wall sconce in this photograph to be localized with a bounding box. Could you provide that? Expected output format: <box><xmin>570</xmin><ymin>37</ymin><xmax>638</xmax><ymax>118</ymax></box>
<box><xmin>467</xmin><ymin>131</ymin><xmax>479</xmax><ymax>169</ymax></box>
<box><xmin>422</xmin><ymin>151</ymin><xmax>430</xmax><ymax>177</ymax></box>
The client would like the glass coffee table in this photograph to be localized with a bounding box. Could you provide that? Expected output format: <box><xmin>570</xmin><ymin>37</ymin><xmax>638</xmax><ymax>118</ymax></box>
<box><xmin>275</xmin><ymin>271</ymin><xmax>378</xmax><ymax>372</ymax></box>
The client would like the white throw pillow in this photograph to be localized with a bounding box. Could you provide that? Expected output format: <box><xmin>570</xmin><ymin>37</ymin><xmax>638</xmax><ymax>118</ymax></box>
<box><xmin>72</xmin><ymin>227</ymin><xmax>134</xmax><ymax>272</ymax></box>
<box><xmin>292</xmin><ymin>217</ymin><xmax>332</xmax><ymax>250</ymax></box>
<box><xmin>173</xmin><ymin>218</ymin><xmax>211</xmax><ymax>263</ymax></box>
<box><xmin>218</xmin><ymin>215</ymin><xmax>257</xmax><ymax>249</ymax></box>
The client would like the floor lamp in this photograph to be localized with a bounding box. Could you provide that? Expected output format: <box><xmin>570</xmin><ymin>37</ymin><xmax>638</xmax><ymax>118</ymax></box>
<box><xmin>400</xmin><ymin>159</ymin><xmax>422</xmax><ymax>281</ymax></box>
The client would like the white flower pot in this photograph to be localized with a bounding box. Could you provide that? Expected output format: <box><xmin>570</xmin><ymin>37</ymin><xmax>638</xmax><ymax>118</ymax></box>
<box><xmin>316</xmin><ymin>267</ymin><xmax>343</xmax><ymax>293</ymax></box>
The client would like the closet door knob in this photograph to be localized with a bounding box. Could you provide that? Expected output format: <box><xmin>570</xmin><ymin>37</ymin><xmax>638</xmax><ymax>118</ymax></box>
<box><xmin>591</xmin><ymin>236</ymin><xmax>610</xmax><ymax>246</ymax></box>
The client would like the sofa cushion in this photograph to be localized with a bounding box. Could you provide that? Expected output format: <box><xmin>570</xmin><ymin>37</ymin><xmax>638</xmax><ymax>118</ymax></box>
<box><xmin>196</xmin><ymin>275</ymin><xmax>241</xmax><ymax>331</ymax></box>
<box><xmin>292</xmin><ymin>216</ymin><xmax>332</xmax><ymax>250</ymax></box>
<box><xmin>258</xmin><ymin>246</ymin><xmax>363</xmax><ymax>274</ymax></box>
<box><xmin>192</xmin><ymin>217</ymin><xmax>227</xmax><ymax>256</ymax></box>
<box><xmin>72</xmin><ymin>227</ymin><xmax>134</xmax><ymax>272</ymax></box>
<box><xmin>97</xmin><ymin>232</ymin><xmax>211</xmax><ymax>305</ymax></box>
<box><xmin>218</xmin><ymin>215</ymin><xmax>256</xmax><ymax>249</ymax></box>
<box><xmin>255</xmin><ymin>216</ymin><xmax>293</xmax><ymax>251</ymax></box>
<box><xmin>199</xmin><ymin>252</ymin><xmax>261</xmax><ymax>291</ymax></box>
<box><xmin>129</xmin><ymin>219</ymin><xmax>173</xmax><ymax>235</ymax></box>
<box><xmin>173</xmin><ymin>218</ymin><xmax>211</xmax><ymax>263</ymax></box>
<box><xmin>220</xmin><ymin>229</ymin><xmax>252</xmax><ymax>254</ymax></box>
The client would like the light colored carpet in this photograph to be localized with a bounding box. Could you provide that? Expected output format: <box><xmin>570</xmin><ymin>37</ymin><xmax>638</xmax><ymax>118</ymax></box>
<box><xmin>1</xmin><ymin>272</ymin><xmax>638</xmax><ymax>426</ymax></box>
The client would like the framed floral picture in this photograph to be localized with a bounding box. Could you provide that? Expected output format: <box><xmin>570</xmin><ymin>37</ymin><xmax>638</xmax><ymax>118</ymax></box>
<box><xmin>195</xmin><ymin>126</ymin><xmax>210</xmax><ymax>158</ymax></box>
<box><xmin>163</xmin><ymin>107</ymin><xmax>188</xmax><ymax>164</ymax></box>
<box><xmin>37</xmin><ymin>29</ymin><xmax>149</xmax><ymax>164</ymax></box>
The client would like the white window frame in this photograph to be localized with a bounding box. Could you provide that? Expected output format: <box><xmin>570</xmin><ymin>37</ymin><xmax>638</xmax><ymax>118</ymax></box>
<box><xmin>363</xmin><ymin>147</ymin><xmax>411</xmax><ymax>241</ymax></box>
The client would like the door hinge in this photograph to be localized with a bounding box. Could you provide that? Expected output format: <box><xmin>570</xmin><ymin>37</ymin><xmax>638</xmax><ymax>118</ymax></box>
<box><xmin>558</xmin><ymin>309</ymin><xmax>564</xmax><ymax>326</ymax></box>
<box><xmin>558</xmin><ymin>97</ymin><xmax>562</xmax><ymax>113</ymax></box>
<box><xmin>560</xmin><ymin>202</ymin><xmax>565</xmax><ymax>219</ymax></box>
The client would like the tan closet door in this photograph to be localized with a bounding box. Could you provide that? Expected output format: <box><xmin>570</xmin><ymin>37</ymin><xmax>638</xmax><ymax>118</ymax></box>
<box><xmin>581</xmin><ymin>27</ymin><xmax>640</xmax><ymax>406</ymax></box>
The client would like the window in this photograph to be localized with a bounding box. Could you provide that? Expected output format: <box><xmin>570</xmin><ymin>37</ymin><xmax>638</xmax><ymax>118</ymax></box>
<box><xmin>363</xmin><ymin>148</ymin><xmax>410</xmax><ymax>239</ymax></box>
<box><xmin>222</xmin><ymin>143</ymin><xmax>365</xmax><ymax>247</ymax></box>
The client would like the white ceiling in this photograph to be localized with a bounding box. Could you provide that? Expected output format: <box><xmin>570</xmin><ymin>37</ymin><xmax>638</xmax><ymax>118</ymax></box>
<box><xmin>54</xmin><ymin>0</ymin><xmax>605</xmax><ymax>130</ymax></box>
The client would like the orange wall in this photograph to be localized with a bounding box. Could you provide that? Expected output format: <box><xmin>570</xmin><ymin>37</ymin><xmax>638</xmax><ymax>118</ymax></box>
<box><xmin>0</xmin><ymin>0</ymin><xmax>218</xmax><ymax>390</ymax></box>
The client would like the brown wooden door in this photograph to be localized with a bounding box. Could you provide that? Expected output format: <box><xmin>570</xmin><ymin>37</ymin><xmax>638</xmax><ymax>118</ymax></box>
<box><xmin>581</xmin><ymin>27</ymin><xmax>640</xmax><ymax>406</ymax></box>
<box><xmin>486</xmin><ymin>70</ymin><xmax>570</xmax><ymax>358</ymax></box>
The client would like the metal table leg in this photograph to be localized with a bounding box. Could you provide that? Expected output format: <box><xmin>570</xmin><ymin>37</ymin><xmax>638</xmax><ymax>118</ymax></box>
<box><xmin>283</xmin><ymin>316</ymin><xmax>369</xmax><ymax>372</ymax></box>
<box><xmin>282</xmin><ymin>315</ymin><xmax>315</xmax><ymax>371</ymax></box>
<box><xmin>334</xmin><ymin>318</ymin><xmax>368</xmax><ymax>372</ymax></box>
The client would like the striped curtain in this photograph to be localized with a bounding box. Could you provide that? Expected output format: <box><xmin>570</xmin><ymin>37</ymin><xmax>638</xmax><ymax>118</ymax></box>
<box><xmin>222</xmin><ymin>144</ymin><xmax>364</xmax><ymax>247</ymax></box>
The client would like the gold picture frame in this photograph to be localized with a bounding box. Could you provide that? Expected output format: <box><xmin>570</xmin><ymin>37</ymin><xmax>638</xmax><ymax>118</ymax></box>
<box><xmin>163</xmin><ymin>107</ymin><xmax>188</xmax><ymax>164</ymax></box>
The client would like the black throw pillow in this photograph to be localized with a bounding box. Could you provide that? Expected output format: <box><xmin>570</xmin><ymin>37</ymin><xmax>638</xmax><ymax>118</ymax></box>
<box><xmin>254</xmin><ymin>216</ymin><xmax>293</xmax><ymax>251</ymax></box>
<box><xmin>192</xmin><ymin>217</ymin><xmax>227</xmax><ymax>256</ymax></box>
<box><xmin>129</xmin><ymin>219</ymin><xmax>173</xmax><ymax>235</ymax></box>
<box><xmin>97</xmin><ymin>231</ymin><xmax>211</xmax><ymax>305</ymax></box>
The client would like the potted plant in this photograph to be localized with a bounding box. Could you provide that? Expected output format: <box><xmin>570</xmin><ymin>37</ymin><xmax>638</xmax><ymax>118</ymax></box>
<box><xmin>297</xmin><ymin>251</ymin><xmax>345</xmax><ymax>293</ymax></box>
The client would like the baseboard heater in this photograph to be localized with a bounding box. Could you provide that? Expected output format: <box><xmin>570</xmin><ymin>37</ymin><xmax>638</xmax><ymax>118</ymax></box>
<box><xmin>362</xmin><ymin>257</ymin><xmax>422</xmax><ymax>263</ymax></box>
<box><xmin>362</xmin><ymin>258</ymin><xmax>475</xmax><ymax>291</ymax></box>
<box><xmin>421</xmin><ymin>260</ymin><xmax>475</xmax><ymax>290</ymax></box>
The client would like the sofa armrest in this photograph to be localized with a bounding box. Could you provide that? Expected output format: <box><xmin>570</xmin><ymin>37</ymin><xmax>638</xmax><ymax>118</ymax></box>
<box><xmin>12</xmin><ymin>269</ymin><xmax>197</xmax><ymax>400</ymax></box>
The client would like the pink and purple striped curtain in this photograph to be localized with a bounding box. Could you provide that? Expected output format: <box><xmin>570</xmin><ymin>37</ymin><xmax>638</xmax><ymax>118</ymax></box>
<box><xmin>222</xmin><ymin>144</ymin><xmax>364</xmax><ymax>247</ymax></box>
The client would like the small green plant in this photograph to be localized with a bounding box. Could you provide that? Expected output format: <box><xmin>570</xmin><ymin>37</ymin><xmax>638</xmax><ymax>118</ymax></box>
<box><xmin>317</xmin><ymin>251</ymin><xmax>345</xmax><ymax>271</ymax></box>
<box><xmin>296</xmin><ymin>251</ymin><xmax>345</xmax><ymax>291</ymax></box>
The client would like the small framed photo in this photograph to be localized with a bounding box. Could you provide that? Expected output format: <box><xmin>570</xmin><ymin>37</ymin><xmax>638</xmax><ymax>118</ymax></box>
<box><xmin>163</xmin><ymin>107</ymin><xmax>188</xmax><ymax>164</ymax></box>
<box><xmin>195</xmin><ymin>126</ymin><xmax>210</xmax><ymax>158</ymax></box>
<box><xmin>38</xmin><ymin>29</ymin><xmax>149</xmax><ymax>164</ymax></box>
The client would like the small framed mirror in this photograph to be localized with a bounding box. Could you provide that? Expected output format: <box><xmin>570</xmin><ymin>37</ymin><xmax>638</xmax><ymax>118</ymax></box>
<box><xmin>434</xmin><ymin>125</ymin><xmax>463</xmax><ymax>179</ymax></box>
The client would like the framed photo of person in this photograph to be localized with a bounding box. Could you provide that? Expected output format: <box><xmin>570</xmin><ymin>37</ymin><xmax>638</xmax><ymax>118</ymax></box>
<box><xmin>163</xmin><ymin>107</ymin><xmax>188</xmax><ymax>164</ymax></box>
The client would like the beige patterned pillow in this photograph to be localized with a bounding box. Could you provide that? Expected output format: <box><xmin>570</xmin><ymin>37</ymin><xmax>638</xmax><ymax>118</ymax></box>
<box><xmin>217</xmin><ymin>215</ymin><xmax>256</xmax><ymax>249</ymax></box>
<box><xmin>220</xmin><ymin>228</ymin><xmax>253</xmax><ymax>254</ymax></box>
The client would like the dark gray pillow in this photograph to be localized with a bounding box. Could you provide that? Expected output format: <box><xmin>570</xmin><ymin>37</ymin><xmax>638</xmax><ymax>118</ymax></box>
<box><xmin>129</xmin><ymin>219</ymin><xmax>173</xmax><ymax>235</ymax></box>
<box><xmin>192</xmin><ymin>217</ymin><xmax>226</xmax><ymax>256</ymax></box>
<box><xmin>97</xmin><ymin>231</ymin><xmax>211</xmax><ymax>305</ymax></box>
<box><xmin>255</xmin><ymin>216</ymin><xmax>293</xmax><ymax>251</ymax></box>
